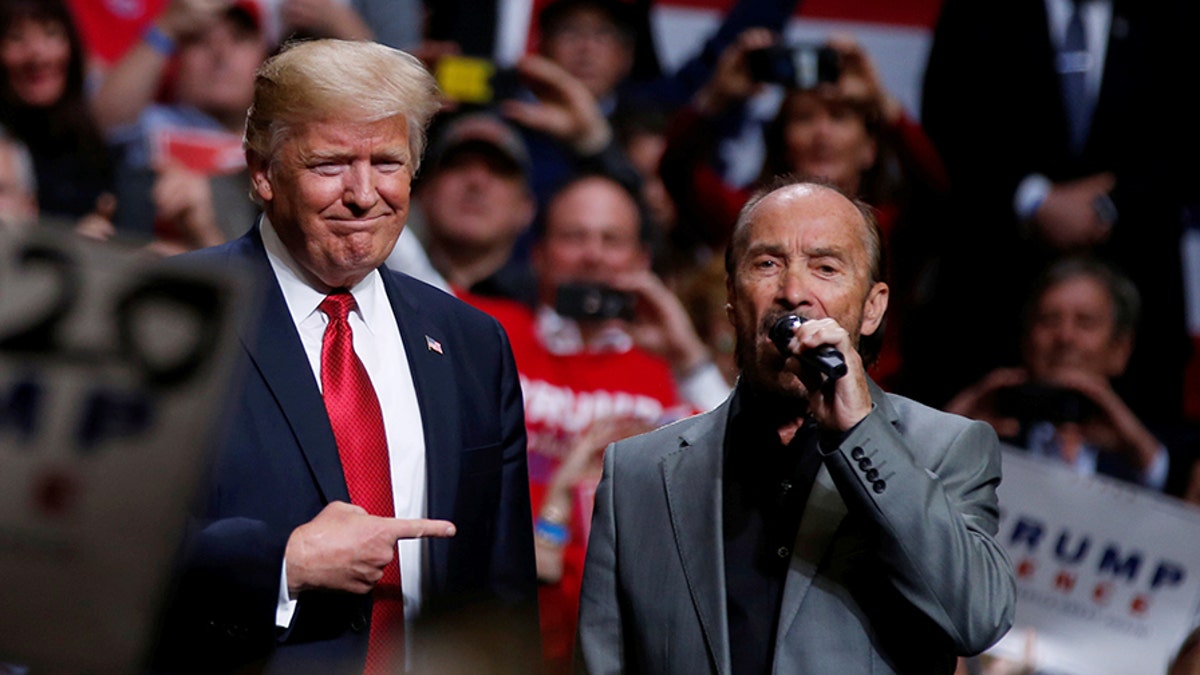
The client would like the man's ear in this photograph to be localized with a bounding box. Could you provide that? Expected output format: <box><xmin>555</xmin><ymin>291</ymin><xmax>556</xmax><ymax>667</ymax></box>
<box><xmin>247</xmin><ymin>150</ymin><xmax>273</xmax><ymax>203</ymax></box>
<box><xmin>725</xmin><ymin>271</ymin><xmax>738</xmax><ymax>326</ymax></box>
<box><xmin>860</xmin><ymin>282</ymin><xmax>889</xmax><ymax>337</ymax></box>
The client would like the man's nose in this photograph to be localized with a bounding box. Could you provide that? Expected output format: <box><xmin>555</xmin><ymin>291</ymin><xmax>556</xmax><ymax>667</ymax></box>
<box><xmin>27</xmin><ymin>37</ymin><xmax>56</xmax><ymax>61</ymax></box>
<box><xmin>775</xmin><ymin>267</ymin><xmax>809</xmax><ymax>309</ymax></box>
<box><xmin>1053</xmin><ymin>322</ymin><xmax>1079</xmax><ymax>348</ymax></box>
<box><xmin>462</xmin><ymin>163</ymin><xmax>493</xmax><ymax>190</ymax></box>
<box><xmin>579</xmin><ymin>241</ymin><xmax>605</xmax><ymax>268</ymax></box>
<box><xmin>343</xmin><ymin>163</ymin><xmax>379</xmax><ymax>210</ymax></box>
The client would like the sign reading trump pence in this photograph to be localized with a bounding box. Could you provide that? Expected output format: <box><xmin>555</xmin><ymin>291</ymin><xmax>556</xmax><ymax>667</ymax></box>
<box><xmin>990</xmin><ymin>447</ymin><xmax>1200</xmax><ymax>674</ymax></box>
<box><xmin>0</xmin><ymin>229</ymin><xmax>249</xmax><ymax>672</ymax></box>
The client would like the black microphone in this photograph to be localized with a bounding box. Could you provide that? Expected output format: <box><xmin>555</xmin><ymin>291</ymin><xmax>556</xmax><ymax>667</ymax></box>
<box><xmin>769</xmin><ymin>315</ymin><xmax>848</xmax><ymax>381</ymax></box>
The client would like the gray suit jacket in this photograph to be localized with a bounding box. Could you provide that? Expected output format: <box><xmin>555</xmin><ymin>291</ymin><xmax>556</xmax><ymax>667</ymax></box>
<box><xmin>576</xmin><ymin>382</ymin><xmax>1015</xmax><ymax>674</ymax></box>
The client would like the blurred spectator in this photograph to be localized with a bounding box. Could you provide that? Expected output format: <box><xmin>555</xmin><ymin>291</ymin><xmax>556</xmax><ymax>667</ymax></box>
<box><xmin>464</xmin><ymin>173</ymin><xmax>728</xmax><ymax>672</ymax></box>
<box><xmin>501</xmin><ymin>51</ymin><xmax>643</xmax><ymax>215</ymax></box>
<box><xmin>945</xmin><ymin>257</ymin><xmax>1169</xmax><ymax>489</ymax></box>
<box><xmin>919</xmin><ymin>0</ymin><xmax>1200</xmax><ymax>419</ymax></box>
<box><xmin>0</xmin><ymin>0</ymin><xmax>114</xmax><ymax>223</ymax></box>
<box><xmin>407</xmin><ymin>112</ymin><xmax>538</xmax><ymax>305</ymax></box>
<box><xmin>93</xmin><ymin>0</ymin><xmax>268</xmax><ymax>251</ymax></box>
<box><xmin>537</xmin><ymin>0</ymin><xmax>635</xmax><ymax>108</ymax></box>
<box><xmin>0</xmin><ymin>127</ymin><xmax>35</xmax><ymax>230</ymax></box>
<box><xmin>611</xmin><ymin>103</ymin><xmax>678</xmax><ymax>264</ymax></box>
<box><xmin>513</xmin><ymin>0</ymin><xmax>799</xmax><ymax>209</ymax></box>
<box><xmin>275</xmin><ymin>0</ymin><xmax>371</xmax><ymax>43</ymax></box>
<box><xmin>675</xmin><ymin>255</ymin><xmax>738</xmax><ymax>385</ymax></box>
<box><xmin>465</xmin><ymin>50</ymin><xmax>644</xmax><ymax>271</ymax></box>
<box><xmin>537</xmin><ymin>0</ymin><xmax>799</xmax><ymax>112</ymax></box>
<box><xmin>660</xmin><ymin>29</ymin><xmax>949</xmax><ymax>388</ymax></box>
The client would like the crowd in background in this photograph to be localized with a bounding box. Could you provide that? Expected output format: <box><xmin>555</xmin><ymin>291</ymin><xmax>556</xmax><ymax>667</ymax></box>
<box><xmin>3</xmin><ymin>0</ymin><xmax>1200</xmax><ymax>672</ymax></box>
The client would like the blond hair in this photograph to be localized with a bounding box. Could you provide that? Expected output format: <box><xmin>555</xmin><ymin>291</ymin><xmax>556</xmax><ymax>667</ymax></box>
<box><xmin>244</xmin><ymin>39</ymin><xmax>441</xmax><ymax>173</ymax></box>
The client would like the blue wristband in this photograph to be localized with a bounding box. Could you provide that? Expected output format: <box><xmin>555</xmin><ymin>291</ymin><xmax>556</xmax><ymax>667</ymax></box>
<box><xmin>143</xmin><ymin>25</ymin><xmax>176</xmax><ymax>57</ymax></box>
<box><xmin>534</xmin><ymin>518</ymin><xmax>570</xmax><ymax>546</ymax></box>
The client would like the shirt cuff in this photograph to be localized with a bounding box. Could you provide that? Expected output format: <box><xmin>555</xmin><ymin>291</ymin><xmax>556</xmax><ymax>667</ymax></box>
<box><xmin>142</xmin><ymin>24</ymin><xmax>177</xmax><ymax>57</ymax></box>
<box><xmin>1014</xmin><ymin>173</ymin><xmax>1052</xmax><ymax>221</ymax></box>
<box><xmin>1141</xmin><ymin>445</ymin><xmax>1170</xmax><ymax>491</ymax></box>
<box><xmin>276</xmin><ymin>560</ymin><xmax>298</xmax><ymax>629</ymax></box>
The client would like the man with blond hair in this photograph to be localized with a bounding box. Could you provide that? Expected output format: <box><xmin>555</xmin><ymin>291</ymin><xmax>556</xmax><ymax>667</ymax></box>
<box><xmin>156</xmin><ymin>40</ymin><xmax>538</xmax><ymax>674</ymax></box>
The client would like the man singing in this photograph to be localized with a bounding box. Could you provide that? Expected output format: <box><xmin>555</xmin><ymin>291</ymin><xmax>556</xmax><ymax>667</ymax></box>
<box><xmin>576</xmin><ymin>178</ymin><xmax>1014</xmax><ymax>674</ymax></box>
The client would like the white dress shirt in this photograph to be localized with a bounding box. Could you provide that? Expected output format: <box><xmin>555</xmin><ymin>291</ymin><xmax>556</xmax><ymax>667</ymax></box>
<box><xmin>260</xmin><ymin>217</ymin><xmax>428</xmax><ymax>627</ymax></box>
<box><xmin>1044</xmin><ymin>0</ymin><xmax>1112</xmax><ymax>106</ymax></box>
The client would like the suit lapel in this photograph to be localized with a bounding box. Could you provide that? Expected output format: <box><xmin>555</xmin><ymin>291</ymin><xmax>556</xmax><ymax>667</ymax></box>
<box><xmin>773</xmin><ymin>381</ymin><xmax>900</xmax><ymax>659</ymax></box>
<box><xmin>236</xmin><ymin>230</ymin><xmax>349</xmax><ymax>503</ymax></box>
<box><xmin>663</xmin><ymin>403</ymin><xmax>733</xmax><ymax>675</ymax></box>
<box><xmin>380</xmin><ymin>272</ymin><xmax>461</xmax><ymax>586</ymax></box>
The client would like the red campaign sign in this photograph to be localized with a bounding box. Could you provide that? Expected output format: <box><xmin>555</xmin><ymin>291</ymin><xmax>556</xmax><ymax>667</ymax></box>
<box><xmin>152</xmin><ymin>128</ymin><xmax>247</xmax><ymax>176</ymax></box>
<box><xmin>68</xmin><ymin>0</ymin><xmax>169</xmax><ymax>65</ymax></box>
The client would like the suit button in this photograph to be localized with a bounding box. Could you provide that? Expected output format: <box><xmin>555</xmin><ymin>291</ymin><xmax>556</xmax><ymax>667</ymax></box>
<box><xmin>777</xmin><ymin>546</ymin><xmax>790</xmax><ymax>559</ymax></box>
<box><xmin>865</xmin><ymin>468</ymin><xmax>879</xmax><ymax>481</ymax></box>
<box><xmin>858</xmin><ymin>457</ymin><xmax>873</xmax><ymax>471</ymax></box>
<box><xmin>850</xmin><ymin>446</ymin><xmax>865</xmax><ymax>461</ymax></box>
<box><xmin>873</xmin><ymin>480</ymin><xmax>887</xmax><ymax>494</ymax></box>
<box><xmin>350</xmin><ymin>614</ymin><xmax>368</xmax><ymax>632</ymax></box>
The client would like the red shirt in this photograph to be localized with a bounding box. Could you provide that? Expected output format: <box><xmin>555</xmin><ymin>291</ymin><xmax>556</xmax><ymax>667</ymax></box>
<box><xmin>464</xmin><ymin>291</ymin><xmax>689</xmax><ymax>670</ymax></box>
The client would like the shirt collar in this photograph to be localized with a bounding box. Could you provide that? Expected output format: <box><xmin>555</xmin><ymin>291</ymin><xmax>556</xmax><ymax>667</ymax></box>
<box><xmin>726</xmin><ymin>381</ymin><xmax>817</xmax><ymax>449</ymax></box>
<box><xmin>260</xmin><ymin>216</ymin><xmax>386</xmax><ymax>334</ymax></box>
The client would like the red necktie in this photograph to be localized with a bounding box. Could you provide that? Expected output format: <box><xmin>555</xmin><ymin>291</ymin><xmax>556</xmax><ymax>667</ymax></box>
<box><xmin>319</xmin><ymin>292</ymin><xmax>404</xmax><ymax>674</ymax></box>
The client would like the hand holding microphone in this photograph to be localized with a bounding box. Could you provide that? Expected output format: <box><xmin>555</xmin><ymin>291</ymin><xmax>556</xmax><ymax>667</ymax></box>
<box><xmin>769</xmin><ymin>315</ymin><xmax>848</xmax><ymax>381</ymax></box>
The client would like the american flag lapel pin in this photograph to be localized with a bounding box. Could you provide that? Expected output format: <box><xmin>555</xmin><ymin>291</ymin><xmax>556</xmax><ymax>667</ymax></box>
<box><xmin>425</xmin><ymin>335</ymin><xmax>443</xmax><ymax>354</ymax></box>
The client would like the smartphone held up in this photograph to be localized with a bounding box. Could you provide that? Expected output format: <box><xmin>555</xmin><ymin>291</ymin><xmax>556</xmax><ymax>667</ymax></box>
<box><xmin>746</xmin><ymin>43</ymin><xmax>841</xmax><ymax>90</ymax></box>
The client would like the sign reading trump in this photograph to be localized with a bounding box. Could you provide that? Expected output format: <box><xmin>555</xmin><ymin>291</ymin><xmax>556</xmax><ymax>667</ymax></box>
<box><xmin>990</xmin><ymin>448</ymin><xmax>1200</xmax><ymax>674</ymax></box>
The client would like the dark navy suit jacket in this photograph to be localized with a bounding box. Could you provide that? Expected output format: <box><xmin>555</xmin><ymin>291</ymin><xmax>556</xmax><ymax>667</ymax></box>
<box><xmin>153</xmin><ymin>227</ymin><xmax>538</xmax><ymax>673</ymax></box>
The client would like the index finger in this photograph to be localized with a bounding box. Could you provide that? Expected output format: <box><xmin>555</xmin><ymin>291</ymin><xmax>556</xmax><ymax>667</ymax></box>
<box><xmin>385</xmin><ymin>518</ymin><xmax>457</xmax><ymax>540</ymax></box>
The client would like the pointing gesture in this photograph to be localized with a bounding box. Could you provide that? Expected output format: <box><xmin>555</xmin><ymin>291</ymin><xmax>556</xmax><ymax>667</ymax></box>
<box><xmin>285</xmin><ymin>501</ymin><xmax>456</xmax><ymax>596</ymax></box>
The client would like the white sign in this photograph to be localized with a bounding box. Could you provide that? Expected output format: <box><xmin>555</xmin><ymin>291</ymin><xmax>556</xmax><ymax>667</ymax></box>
<box><xmin>0</xmin><ymin>229</ymin><xmax>249</xmax><ymax>672</ymax></box>
<box><xmin>991</xmin><ymin>447</ymin><xmax>1200</xmax><ymax>674</ymax></box>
